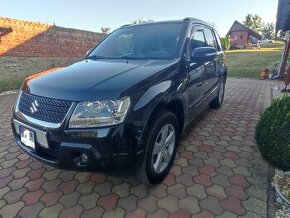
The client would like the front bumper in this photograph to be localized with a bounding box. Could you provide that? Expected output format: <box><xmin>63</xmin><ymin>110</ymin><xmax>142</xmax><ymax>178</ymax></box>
<box><xmin>11</xmin><ymin>116</ymin><xmax>145</xmax><ymax>173</ymax></box>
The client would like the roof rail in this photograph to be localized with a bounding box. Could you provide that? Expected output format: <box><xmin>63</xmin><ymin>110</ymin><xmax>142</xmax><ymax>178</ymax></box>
<box><xmin>120</xmin><ymin>24</ymin><xmax>132</xmax><ymax>28</ymax></box>
<box><xmin>183</xmin><ymin>17</ymin><xmax>192</xmax><ymax>21</ymax></box>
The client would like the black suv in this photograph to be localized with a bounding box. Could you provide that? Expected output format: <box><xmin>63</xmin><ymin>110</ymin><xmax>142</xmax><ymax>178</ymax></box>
<box><xmin>11</xmin><ymin>18</ymin><xmax>227</xmax><ymax>184</ymax></box>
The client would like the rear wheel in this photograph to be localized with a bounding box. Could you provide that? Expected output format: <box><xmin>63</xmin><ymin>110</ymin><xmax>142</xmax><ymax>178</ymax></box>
<box><xmin>136</xmin><ymin>111</ymin><xmax>179</xmax><ymax>185</ymax></box>
<box><xmin>210</xmin><ymin>78</ymin><xmax>225</xmax><ymax>109</ymax></box>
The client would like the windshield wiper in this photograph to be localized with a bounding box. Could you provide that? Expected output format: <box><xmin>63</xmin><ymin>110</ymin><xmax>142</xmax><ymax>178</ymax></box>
<box><xmin>86</xmin><ymin>55</ymin><xmax>109</xmax><ymax>60</ymax></box>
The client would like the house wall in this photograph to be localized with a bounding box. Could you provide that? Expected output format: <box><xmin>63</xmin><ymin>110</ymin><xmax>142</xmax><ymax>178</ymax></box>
<box><xmin>0</xmin><ymin>17</ymin><xmax>105</xmax><ymax>58</ymax></box>
<box><xmin>229</xmin><ymin>31</ymin><xmax>249</xmax><ymax>48</ymax></box>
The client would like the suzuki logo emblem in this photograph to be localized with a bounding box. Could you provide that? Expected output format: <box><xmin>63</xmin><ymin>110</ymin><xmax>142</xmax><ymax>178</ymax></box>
<box><xmin>30</xmin><ymin>100</ymin><xmax>39</xmax><ymax>114</ymax></box>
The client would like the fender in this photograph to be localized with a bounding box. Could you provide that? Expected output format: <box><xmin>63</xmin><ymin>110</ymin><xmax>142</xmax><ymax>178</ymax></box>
<box><xmin>133</xmin><ymin>80</ymin><xmax>172</xmax><ymax>111</ymax></box>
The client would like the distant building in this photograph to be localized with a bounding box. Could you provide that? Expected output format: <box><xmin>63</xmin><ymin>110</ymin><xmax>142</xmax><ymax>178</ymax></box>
<box><xmin>226</xmin><ymin>20</ymin><xmax>262</xmax><ymax>49</ymax></box>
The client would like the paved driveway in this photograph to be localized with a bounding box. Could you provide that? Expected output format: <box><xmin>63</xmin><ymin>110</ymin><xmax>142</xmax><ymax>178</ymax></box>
<box><xmin>0</xmin><ymin>78</ymin><xmax>279</xmax><ymax>218</ymax></box>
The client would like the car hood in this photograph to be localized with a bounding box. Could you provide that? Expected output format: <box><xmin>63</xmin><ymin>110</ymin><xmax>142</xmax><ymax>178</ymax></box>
<box><xmin>22</xmin><ymin>59</ymin><xmax>179</xmax><ymax>101</ymax></box>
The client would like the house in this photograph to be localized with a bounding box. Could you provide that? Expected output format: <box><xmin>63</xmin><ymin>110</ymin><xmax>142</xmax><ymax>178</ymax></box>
<box><xmin>226</xmin><ymin>20</ymin><xmax>262</xmax><ymax>49</ymax></box>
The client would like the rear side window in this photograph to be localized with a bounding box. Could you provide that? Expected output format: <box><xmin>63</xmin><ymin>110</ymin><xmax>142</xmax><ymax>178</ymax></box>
<box><xmin>204</xmin><ymin>28</ymin><xmax>220</xmax><ymax>51</ymax></box>
<box><xmin>213</xmin><ymin>30</ymin><xmax>223</xmax><ymax>51</ymax></box>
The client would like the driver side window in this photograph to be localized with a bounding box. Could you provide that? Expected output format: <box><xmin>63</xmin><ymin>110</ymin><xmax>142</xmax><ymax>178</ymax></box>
<box><xmin>190</xmin><ymin>29</ymin><xmax>206</xmax><ymax>50</ymax></box>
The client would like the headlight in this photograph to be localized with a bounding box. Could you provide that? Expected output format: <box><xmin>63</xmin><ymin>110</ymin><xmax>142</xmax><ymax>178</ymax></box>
<box><xmin>69</xmin><ymin>97</ymin><xmax>130</xmax><ymax>128</ymax></box>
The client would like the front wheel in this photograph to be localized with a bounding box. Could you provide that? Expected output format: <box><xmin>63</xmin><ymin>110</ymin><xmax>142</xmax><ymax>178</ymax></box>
<box><xmin>210</xmin><ymin>78</ymin><xmax>225</xmax><ymax>109</ymax></box>
<box><xmin>136</xmin><ymin>111</ymin><xmax>179</xmax><ymax>185</ymax></box>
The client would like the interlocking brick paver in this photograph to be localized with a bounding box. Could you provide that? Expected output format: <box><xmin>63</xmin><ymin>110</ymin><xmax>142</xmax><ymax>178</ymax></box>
<box><xmin>59</xmin><ymin>192</ymin><xmax>80</xmax><ymax>209</ymax></box>
<box><xmin>90</xmin><ymin>173</ymin><xmax>107</xmax><ymax>184</ymax></box>
<box><xmin>78</xmin><ymin>193</ymin><xmax>99</xmax><ymax>209</ymax></box>
<box><xmin>59</xmin><ymin>205</ymin><xmax>83</xmax><ymax>218</ymax></box>
<box><xmin>22</xmin><ymin>189</ymin><xmax>44</xmax><ymax>205</ymax></box>
<box><xmin>74</xmin><ymin>172</ymin><xmax>92</xmax><ymax>183</ymax></box>
<box><xmin>187</xmin><ymin>183</ymin><xmax>207</xmax><ymax>199</ymax></box>
<box><xmin>0</xmin><ymin>200</ymin><xmax>5</xmax><ymax>209</ymax></box>
<box><xmin>27</xmin><ymin>168</ymin><xmax>46</xmax><ymax>180</ymax></box>
<box><xmin>103</xmin><ymin>208</ymin><xmax>125</xmax><ymax>218</ymax></box>
<box><xmin>206</xmin><ymin>184</ymin><xmax>227</xmax><ymax>200</ymax></box>
<box><xmin>112</xmin><ymin>182</ymin><xmax>130</xmax><ymax>197</ymax></box>
<box><xmin>182</xmin><ymin>165</ymin><xmax>199</xmax><ymax>176</ymax></box>
<box><xmin>147</xmin><ymin>209</ymin><xmax>168</xmax><ymax>218</ymax></box>
<box><xmin>162</xmin><ymin>174</ymin><xmax>176</xmax><ymax>186</ymax></box>
<box><xmin>149</xmin><ymin>184</ymin><xmax>167</xmax><ymax>198</ymax></box>
<box><xmin>138</xmin><ymin>195</ymin><xmax>158</xmax><ymax>213</ymax></box>
<box><xmin>18</xmin><ymin>202</ymin><xmax>44</xmax><ymax>218</ymax></box>
<box><xmin>40</xmin><ymin>190</ymin><xmax>63</xmax><ymax>206</ymax></box>
<box><xmin>0</xmin><ymin>186</ymin><xmax>10</xmax><ymax>199</ymax></box>
<box><xmin>226</xmin><ymin>185</ymin><xmax>248</xmax><ymax>200</ymax></box>
<box><xmin>176</xmin><ymin>173</ymin><xmax>194</xmax><ymax>187</ymax></box>
<box><xmin>8</xmin><ymin>176</ymin><xmax>29</xmax><ymax>190</ymax></box>
<box><xmin>76</xmin><ymin>181</ymin><xmax>95</xmax><ymax>195</ymax></box>
<box><xmin>0</xmin><ymin>175</ymin><xmax>13</xmax><ymax>189</ymax></box>
<box><xmin>81</xmin><ymin>206</ymin><xmax>104</xmax><ymax>218</ymax></box>
<box><xmin>41</xmin><ymin>178</ymin><xmax>62</xmax><ymax>193</ymax></box>
<box><xmin>58</xmin><ymin>179</ymin><xmax>78</xmax><ymax>194</ymax></box>
<box><xmin>58</xmin><ymin>171</ymin><xmax>76</xmax><ymax>182</ymax></box>
<box><xmin>168</xmin><ymin>183</ymin><xmax>187</xmax><ymax>198</ymax></box>
<box><xmin>0</xmin><ymin>167</ymin><xmax>16</xmax><ymax>178</ymax></box>
<box><xmin>98</xmin><ymin>193</ymin><xmax>118</xmax><ymax>211</ymax></box>
<box><xmin>43</xmin><ymin>169</ymin><xmax>61</xmax><ymax>181</ymax></box>
<box><xmin>15</xmin><ymin>159</ymin><xmax>33</xmax><ymax>169</ymax></box>
<box><xmin>126</xmin><ymin>208</ymin><xmax>146</xmax><ymax>218</ymax></box>
<box><xmin>117</xmin><ymin>195</ymin><xmax>138</xmax><ymax>212</ymax></box>
<box><xmin>193</xmin><ymin>174</ymin><xmax>212</xmax><ymax>187</ymax></box>
<box><xmin>0</xmin><ymin>78</ymin><xmax>280</xmax><ymax>217</ymax></box>
<box><xmin>193</xmin><ymin>210</ymin><xmax>215</xmax><ymax>218</ymax></box>
<box><xmin>25</xmin><ymin>177</ymin><xmax>46</xmax><ymax>191</ymax></box>
<box><xmin>169</xmin><ymin>209</ymin><xmax>191</xmax><ymax>218</ymax></box>
<box><xmin>221</xmin><ymin>196</ymin><xmax>245</xmax><ymax>216</ymax></box>
<box><xmin>200</xmin><ymin>196</ymin><xmax>223</xmax><ymax>215</ymax></box>
<box><xmin>4</xmin><ymin>187</ymin><xmax>27</xmax><ymax>204</ymax></box>
<box><xmin>178</xmin><ymin>196</ymin><xmax>200</xmax><ymax>214</ymax></box>
<box><xmin>93</xmin><ymin>182</ymin><xmax>112</xmax><ymax>196</ymax></box>
<box><xmin>158</xmin><ymin>195</ymin><xmax>179</xmax><ymax>213</ymax></box>
<box><xmin>0</xmin><ymin>201</ymin><xmax>25</xmax><ymax>218</ymax></box>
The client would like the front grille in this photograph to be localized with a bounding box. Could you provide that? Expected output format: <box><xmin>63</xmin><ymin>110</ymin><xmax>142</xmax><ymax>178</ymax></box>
<box><xmin>18</xmin><ymin>92</ymin><xmax>73</xmax><ymax>123</ymax></box>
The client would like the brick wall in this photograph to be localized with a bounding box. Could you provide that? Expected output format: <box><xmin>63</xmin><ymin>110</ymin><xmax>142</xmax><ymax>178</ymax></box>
<box><xmin>0</xmin><ymin>17</ymin><xmax>105</xmax><ymax>58</ymax></box>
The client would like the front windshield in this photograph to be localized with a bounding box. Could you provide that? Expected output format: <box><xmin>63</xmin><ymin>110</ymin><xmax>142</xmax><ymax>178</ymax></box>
<box><xmin>88</xmin><ymin>23</ymin><xmax>184</xmax><ymax>60</ymax></box>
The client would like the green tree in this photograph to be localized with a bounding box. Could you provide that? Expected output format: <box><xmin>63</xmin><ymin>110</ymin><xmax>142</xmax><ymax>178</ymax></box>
<box><xmin>208</xmin><ymin>21</ymin><xmax>218</xmax><ymax>31</ymax></box>
<box><xmin>132</xmin><ymin>18</ymin><xmax>154</xmax><ymax>24</ymax></box>
<box><xmin>261</xmin><ymin>22</ymin><xmax>275</xmax><ymax>40</ymax></box>
<box><xmin>279</xmin><ymin>31</ymin><xmax>286</xmax><ymax>39</ymax></box>
<box><xmin>243</xmin><ymin>14</ymin><xmax>262</xmax><ymax>33</ymax></box>
<box><xmin>101</xmin><ymin>27</ymin><xmax>110</xmax><ymax>34</ymax></box>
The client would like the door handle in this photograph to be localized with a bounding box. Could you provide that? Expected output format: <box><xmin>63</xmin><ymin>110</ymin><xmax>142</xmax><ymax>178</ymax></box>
<box><xmin>197</xmin><ymin>82</ymin><xmax>202</xmax><ymax>87</ymax></box>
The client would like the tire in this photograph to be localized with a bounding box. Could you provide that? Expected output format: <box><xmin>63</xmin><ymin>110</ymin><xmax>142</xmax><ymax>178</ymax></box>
<box><xmin>136</xmin><ymin>110</ymin><xmax>179</xmax><ymax>185</ymax></box>
<box><xmin>209</xmin><ymin>78</ymin><xmax>225</xmax><ymax>109</ymax></box>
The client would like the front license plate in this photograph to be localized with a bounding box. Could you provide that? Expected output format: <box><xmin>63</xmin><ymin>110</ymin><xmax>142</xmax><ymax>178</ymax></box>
<box><xmin>20</xmin><ymin>126</ymin><xmax>35</xmax><ymax>149</ymax></box>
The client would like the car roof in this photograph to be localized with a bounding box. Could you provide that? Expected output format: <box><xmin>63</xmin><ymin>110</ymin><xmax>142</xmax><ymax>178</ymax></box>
<box><xmin>120</xmin><ymin>18</ymin><xmax>212</xmax><ymax>29</ymax></box>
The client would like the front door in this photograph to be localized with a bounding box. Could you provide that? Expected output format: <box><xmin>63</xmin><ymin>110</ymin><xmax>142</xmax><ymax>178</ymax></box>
<box><xmin>187</xmin><ymin>27</ymin><xmax>208</xmax><ymax>119</ymax></box>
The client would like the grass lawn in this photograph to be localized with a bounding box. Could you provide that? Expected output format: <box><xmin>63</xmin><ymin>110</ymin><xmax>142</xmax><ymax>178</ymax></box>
<box><xmin>0</xmin><ymin>57</ymin><xmax>78</xmax><ymax>93</ymax></box>
<box><xmin>225</xmin><ymin>44</ymin><xmax>284</xmax><ymax>79</ymax></box>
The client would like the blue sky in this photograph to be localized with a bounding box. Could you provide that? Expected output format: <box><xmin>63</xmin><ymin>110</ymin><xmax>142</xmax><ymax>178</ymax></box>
<box><xmin>0</xmin><ymin>0</ymin><xmax>278</xmax><ymax>36</ymax></box>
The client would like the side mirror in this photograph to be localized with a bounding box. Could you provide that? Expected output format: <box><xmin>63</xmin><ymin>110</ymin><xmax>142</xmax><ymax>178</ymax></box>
<box><xmin>85</xmin><ymin>50</ymin><xmax>92</xmax><ymax>56</ymax></box>
<box><xmin>190</xmin><ymin>47</ymin><xmax>217</xmax><ymax>62</ymax></box>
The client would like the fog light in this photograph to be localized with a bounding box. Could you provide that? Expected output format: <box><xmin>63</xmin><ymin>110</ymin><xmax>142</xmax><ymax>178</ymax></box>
<box><xmin>80</xmin><ymin>153</ymin><xmax>88</xmax><ymax>164</ymax></box>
